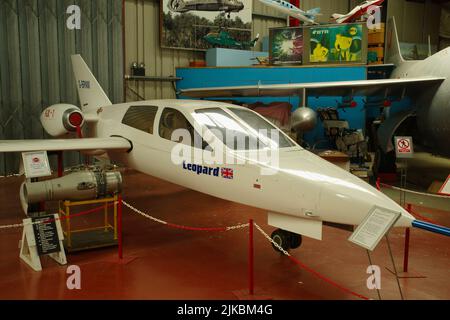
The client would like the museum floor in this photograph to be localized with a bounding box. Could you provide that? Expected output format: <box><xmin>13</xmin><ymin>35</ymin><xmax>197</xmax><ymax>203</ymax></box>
<box><xmin>0</xmin><ymin>170</ymin><xmax>448</xmax><ymax>300</ymax></box>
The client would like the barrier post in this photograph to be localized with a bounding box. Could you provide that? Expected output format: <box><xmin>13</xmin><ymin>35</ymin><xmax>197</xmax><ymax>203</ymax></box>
<box><xmin>376</xmin><ymin>177</ymin><xmax>381</xmax><ymax>191</ymax></box>
<box><xmin>118</xmin><ymin>194</ymin><xmax>123</xmax><ymax>260</ymax></box>
<box><xmin>249</xmin><ymin>219</ymin><xmax>254</xmax><ymax>296</ymax></box>
<box><xmin>57</xmin><ymin>151</ymin><xmax>63</xmax><ymax>177</ymax></box>
<box><xmin>403</xmin><ymin>204</ymin><xmax>412</xmax><ymax>273</ymax></box>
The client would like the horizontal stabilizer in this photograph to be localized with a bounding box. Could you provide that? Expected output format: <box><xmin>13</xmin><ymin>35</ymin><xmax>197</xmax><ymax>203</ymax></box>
<box><xmin>0</xmin><ymin>137</ymin><xmax>131</xmax><ymax>153</ymax></box>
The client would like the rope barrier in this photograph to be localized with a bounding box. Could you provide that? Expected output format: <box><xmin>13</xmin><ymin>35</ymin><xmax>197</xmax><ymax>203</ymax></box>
<box><xmin>0</xmin><ymin>202</ymin><xmax>116</xmax><ymax>230</ymax></box>
<box><xmin>380</xmin><ymin>182</ymin><xmax>450</xmax><ymax>199</ymax></box>
<box><xmin>123</xmin><ymin>200</ymin><xmax>249</xmax><ymax>232</ymax></box>
<box><xmin>409</xmin><ymin>209</ymin><xmax>440</xmax><ymax>226</ymax></box>
<box><xmin>254</xmin><ymin>223</ymin><xmax>370</xmax><ymax>301</ymax></box>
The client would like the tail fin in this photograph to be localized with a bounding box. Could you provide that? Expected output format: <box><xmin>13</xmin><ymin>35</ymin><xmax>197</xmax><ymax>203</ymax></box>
<box><xmin>385</xmin><ymin>17</ymin><xmax>405</xmax><ymax>66</ymax></box>
<box><xmin>71</xmin><ymin>55</ymin><xmax>112</xmax><ymax>113</ymax></box>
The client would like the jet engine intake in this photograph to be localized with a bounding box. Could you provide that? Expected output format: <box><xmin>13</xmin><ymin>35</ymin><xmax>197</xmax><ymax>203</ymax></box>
<box><xmin>40</xmin><ymin>104</ymin><xmax>85</xmax><ymax>137</ymax></box>
<box><xmin>20</xmin><ymin>166</ymin><xmax>122</xmax><ymax>214</ymax></box>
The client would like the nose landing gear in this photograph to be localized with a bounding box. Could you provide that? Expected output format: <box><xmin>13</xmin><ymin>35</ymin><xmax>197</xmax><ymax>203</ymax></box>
<box><xmin>271</xmin><ymin>229</ymin><xmax>302</xmax><ymax>253</ymax></box>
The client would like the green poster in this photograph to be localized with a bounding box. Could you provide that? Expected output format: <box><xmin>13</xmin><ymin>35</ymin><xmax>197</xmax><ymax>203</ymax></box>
<box><xmin>309</xmin><ymin>24</ymin><xmax>364</xmax><ymax>63</ymax></box>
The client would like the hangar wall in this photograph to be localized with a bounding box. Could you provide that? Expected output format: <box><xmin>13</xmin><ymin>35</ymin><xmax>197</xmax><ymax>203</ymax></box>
<box><xmin>386</xmin><ymin>0</ymin><xmax>441</xmax><ymax>45</ymax></box>
<box><xmin>0</xmin><ymin>0</ymin><xmax>123</xmax><ymax>175</ymax></box>
<box><xmin>125</xmin><ymin>0</ymin><xmax>289</xmax><ymax>101</ymax></box>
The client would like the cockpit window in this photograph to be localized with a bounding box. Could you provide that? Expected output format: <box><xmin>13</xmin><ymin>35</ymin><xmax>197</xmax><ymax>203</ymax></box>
<box><xmin>122</xmin><ymin>105</ymin><xmax>158</xmax><ymax>134</ymax></box>
<box><xmin>159</xmin><ymin>108</ymin><xmax>210</xmax><ymax>149</ymax></box>
<box><xmin>193</xmin><ymin>108</ymin><xmax>296</xmax><ymax>150</ymax></box>
<box><xmin>229</xmin><ymin>109</ymin><xmax>296</xmax><ymax>148</ymax></box>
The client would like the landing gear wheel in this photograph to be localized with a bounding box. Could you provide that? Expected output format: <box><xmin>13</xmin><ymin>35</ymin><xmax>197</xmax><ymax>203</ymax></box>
<box><xmin>271</xmin><ymin>229</ymin><xmax>290</xmax><ymax>253</ymax></box>
<box><xmin>289</xmin><ymin>233</ymin><xmax>302</xmax><ymax>249</ymax></box>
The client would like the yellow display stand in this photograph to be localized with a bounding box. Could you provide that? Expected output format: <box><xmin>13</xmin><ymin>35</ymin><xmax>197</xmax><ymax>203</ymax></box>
<box><xmin>59</xmin><ymin>195</ymin><xmax>119</xmax><ymax>252</ymax></box>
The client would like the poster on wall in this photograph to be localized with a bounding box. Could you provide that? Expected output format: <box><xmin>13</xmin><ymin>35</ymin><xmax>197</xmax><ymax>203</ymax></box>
<box><xmin>269</xmin><ymin>27</ymin><xmax>304</xmax><ymax>65</ymax></box>
<box><xmin>161</xmin><ymin>0</ymin><xmax>253</xmax><ymax>50</ymax></box>
<box><xmin>306</xmin><ymin>23</ymin><xmax>367</xmax><ymax>64</ymax></box>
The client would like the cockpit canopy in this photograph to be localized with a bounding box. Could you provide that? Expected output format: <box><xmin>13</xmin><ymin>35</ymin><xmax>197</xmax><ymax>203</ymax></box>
<box><xmin>122</xmin><ymin>104</ymin><xmax>297</xmax><ymax>151</ymax></box>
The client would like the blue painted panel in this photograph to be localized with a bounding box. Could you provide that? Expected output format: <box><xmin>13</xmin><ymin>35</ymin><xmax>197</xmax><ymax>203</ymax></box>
<box><xmin>206</xmin><ymin>48</ymin><xmax>268</xmax><ymax>67</ymax></box>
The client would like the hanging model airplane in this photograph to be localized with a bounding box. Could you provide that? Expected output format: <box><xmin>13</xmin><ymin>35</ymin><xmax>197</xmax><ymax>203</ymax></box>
<box><xmin>168</xmin><ymin>0</ymin><xmax>244</xmax><ymax>16</ymax></box>
<box><xmin>256</xmin><ymin>0</ymin><xmax>321</xmax><ymax>25</ymax></box>
<box><xmin>331</xmin><ymin>0</ymin><xmax>385</xmax><ymax>24</ymax></box>
<box><xmin>0</xmin><ymin>22</ymin><xmax>448</xmax><ymax>253</ymax></box>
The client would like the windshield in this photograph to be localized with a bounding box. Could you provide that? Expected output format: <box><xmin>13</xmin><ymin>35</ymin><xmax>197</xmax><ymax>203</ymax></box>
<box><xmin>192</xmin><ymin>108</ymin><xmax>296</xmax><ymax>150</ymax></box>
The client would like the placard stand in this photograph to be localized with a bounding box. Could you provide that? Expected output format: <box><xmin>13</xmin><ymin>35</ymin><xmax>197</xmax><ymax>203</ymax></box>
<box><xmin>19</xmin><ymin>214</ymin><xmax>67</xmax><ymax>272</ymax></box>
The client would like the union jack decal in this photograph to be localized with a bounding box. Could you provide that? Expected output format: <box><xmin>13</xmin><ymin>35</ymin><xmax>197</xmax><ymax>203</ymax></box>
<box><xmin>221</xmin><ymin>168</ymin><xmax>234</xmax><ymax>180</ymax></box>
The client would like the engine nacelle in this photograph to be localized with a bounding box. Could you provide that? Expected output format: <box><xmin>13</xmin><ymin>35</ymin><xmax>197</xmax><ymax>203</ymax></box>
<box><xmin>40</xmin><ymin>104</ymin><xmax>84</xmax><ymax>137</ymax></box>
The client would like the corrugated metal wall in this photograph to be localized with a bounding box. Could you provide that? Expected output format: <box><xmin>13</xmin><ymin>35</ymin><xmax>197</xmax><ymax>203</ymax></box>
<box><xmin>386</xmin><ymin>0</ymin><xmax>441</xmax><ymax>45</ymax></box>
<box><xmin>0</xmin><ymin>0</ymin><xmax>123</xmax><ymax>175</ymax></box>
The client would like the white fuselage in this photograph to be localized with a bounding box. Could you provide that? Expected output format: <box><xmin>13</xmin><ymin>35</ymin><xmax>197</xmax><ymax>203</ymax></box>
<box><xmin>335</xmin><ymin>0</ymin><xmax>384</xmax><ymax>24</ymax></box>
<box><xmin>86</xmin><ymin>99</ymin><xmax>414</xmax><ymax>240</ymax></box>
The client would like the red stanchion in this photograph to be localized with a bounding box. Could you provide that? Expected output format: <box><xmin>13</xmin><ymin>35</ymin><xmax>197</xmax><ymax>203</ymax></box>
<box><xmin>57</xmin><ymin>151</ymin><xmax>63</xmax><ymax>177</ymax></box>
<box><xmin>249</xmin><ymin>219</ymin><xmax>254</xmax><ymax>296</ymax></box>
<box><xmin>376</xmin><ymin>177</ymin><xmax>381</xmax><ymax>191</ymax></box>
<box><xmin>403</xmin><ymin>204</ymin><xmax>412</xmax><ymax>273</ymax></box>
<box><xmin>118</xmin><ymin>194</ymin><xmax>123</xmax><ymax>260</ymax></box>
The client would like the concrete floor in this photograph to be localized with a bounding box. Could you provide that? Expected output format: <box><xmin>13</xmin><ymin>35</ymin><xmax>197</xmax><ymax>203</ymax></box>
<box><xmin>0</xmin><ymin>170</ymin><xmax>448</xmax><ymax>300</ymax></box>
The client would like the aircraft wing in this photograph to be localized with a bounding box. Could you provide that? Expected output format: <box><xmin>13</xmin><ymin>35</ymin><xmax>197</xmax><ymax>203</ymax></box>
<box><xmin>0</xmin><ymin>137</ymin><xmax>131</xmax><ymax>153</ymax></box>
<box><xmin>178</xmin><ymin>77</ymin><xmax>446</xmax><ymax>99</ymax></box>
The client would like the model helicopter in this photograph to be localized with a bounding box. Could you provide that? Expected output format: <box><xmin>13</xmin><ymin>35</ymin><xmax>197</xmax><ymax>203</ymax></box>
<box><xmin>168</xmin><ymin>0</ymin><xmax>244</xmax><ymax>18</ymax></box>
<box><xmin>204</xmin><ymin>29</ymin><xmax>260</xmax><ymax>50</ymax></box>
<box><xmin>256</xmin><ymin>0</ymin><xmax>321</xmax><ymax>25</ymax></box>
<box><xmin>332</xmin><ymin>0</ymin><xmax>385</xmax><ymax>24</ymax></box>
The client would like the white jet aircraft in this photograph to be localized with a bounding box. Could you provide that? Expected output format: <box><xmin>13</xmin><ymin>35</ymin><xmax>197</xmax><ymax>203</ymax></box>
<box><xmin>0</xmin><ymin>19</ymin><xmax>448</xmax><ymax>251</ymax></box>
<box><xmin>331</xmin><ymin>0</ymin><xmax>385</xmax><ymax>24</ymax></box>
<box><xmin>256</xmin><ymin>0</ymin><xmax>321</xmax><ymax>25</ymax></box>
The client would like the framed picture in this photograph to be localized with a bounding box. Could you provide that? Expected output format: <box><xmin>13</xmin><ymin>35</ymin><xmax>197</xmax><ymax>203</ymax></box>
<box><xmin>269</xmin><ymin>27</ymin><xmax>304</xmax><ymax>65</ymax></box>
<box><xmin>304</xmin><ymin>23</ymin><xmax>368</xmax><ymax>65</ymax></box>
<box><xmin>160</xmin><ymin>0</ymin><xmax>253</xmax><ymax>51</ymax></box>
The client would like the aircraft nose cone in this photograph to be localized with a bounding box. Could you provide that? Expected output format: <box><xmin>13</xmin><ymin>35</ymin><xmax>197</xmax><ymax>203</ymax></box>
<box><xmin>315</xmin><ymin>161</ymin><xmax>414</xmax><ymax>228</ymax></box>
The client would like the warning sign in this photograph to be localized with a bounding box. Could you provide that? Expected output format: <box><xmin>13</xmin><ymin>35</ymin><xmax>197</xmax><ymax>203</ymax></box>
<box><xmin>438</xmin><ymin>175</ymin><xmax>450</xmax><ymax>196</ymax></box>
<box><xmin>394</xmin><ymin>136</ymin><xmax>414</xmax><ymax>158</ymax></box>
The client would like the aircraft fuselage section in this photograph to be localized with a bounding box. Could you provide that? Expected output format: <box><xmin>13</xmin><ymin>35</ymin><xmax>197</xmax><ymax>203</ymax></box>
<box><xmin>92</xmin><ymin>102</ymin><xmax>414</xmax><ymax>229</ymax></box>
<box><xmin>391</xmin><ymin>47</ymin><xmax>450</xmax><ymax>155</ymax></box>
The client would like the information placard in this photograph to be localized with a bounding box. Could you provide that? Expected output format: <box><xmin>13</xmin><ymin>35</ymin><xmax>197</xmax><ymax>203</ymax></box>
<box><xmin>348</xmin><ymin>206</ymin><xmax>401</xmax><ymax>251</ymax></box>
<box><xmin>32</xmin><ymin>216</ymin><xmax>61</xmax><ymax>256</ymax></box>
<box><xmin>22</xmin><ymin>151</ymin><xmax>51</xmax><ymax>178</ymax></box>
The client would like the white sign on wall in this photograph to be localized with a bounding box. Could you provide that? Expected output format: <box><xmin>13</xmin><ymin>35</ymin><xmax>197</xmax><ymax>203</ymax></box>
<box><xmin>21</xmin><ymin>151</ymin><xmax>52</xmax><ymax>179</ymax></box>
<box><xmin>349</xmin><ymin>206</ymin><xmax>401</xmax><ymax>251</ymax></box>
<box><xmin>394</xmin><ymin>136</ymin><xmax>414</xmax><ymax>159</ymax></box>
<box><xmin>438</xmin><ymin>175</ymin><xmax>450</xmax><ymax>196</ymax></box>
